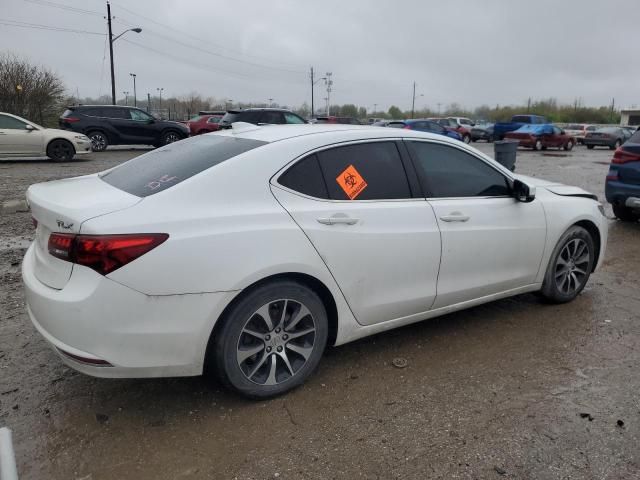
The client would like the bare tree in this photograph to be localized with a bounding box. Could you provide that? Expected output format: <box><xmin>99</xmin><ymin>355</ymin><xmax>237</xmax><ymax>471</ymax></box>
<box><xmin>0</xmin><ymin>53</ymin><xmax>65</xmax><ymax>126</ymax></box>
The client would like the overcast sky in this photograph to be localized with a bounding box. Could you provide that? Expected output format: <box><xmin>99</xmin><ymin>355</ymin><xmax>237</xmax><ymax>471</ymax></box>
<box><xmin>2</xmin><ymin>0</ymin><xmax>639</xmax><ymax>112</ymax></box>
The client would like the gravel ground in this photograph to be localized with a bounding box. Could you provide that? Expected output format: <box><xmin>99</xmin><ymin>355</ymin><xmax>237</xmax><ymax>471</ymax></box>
<box><xmin>1</xmin><ymin>142</ymin><xmax>639</xmax><ymax>479</ymax></box>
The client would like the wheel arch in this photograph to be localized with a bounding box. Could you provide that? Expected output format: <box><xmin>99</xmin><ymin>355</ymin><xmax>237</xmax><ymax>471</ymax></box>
<box><xmin>573</xmin><ymin>219</ymin><xmax>601</xmax><ymax>272</ymax></box>
<box><xmin>203</xmin><ymin>272</ymin><xmax>339</xmax><ymax>373</ymax></box>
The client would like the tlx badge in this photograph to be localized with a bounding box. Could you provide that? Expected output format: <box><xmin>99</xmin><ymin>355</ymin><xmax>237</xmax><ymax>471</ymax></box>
<box><xmin>56</xmin><ymin>220</ymin><xmax>74</xmax><ymax>230</ymax></box>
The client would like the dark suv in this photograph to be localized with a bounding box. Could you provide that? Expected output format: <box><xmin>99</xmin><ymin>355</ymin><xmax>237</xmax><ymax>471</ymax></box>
<box><xmin>218</xmin><ymin>108</ymin><xmax>307</xmax><ymax>129</ymax></box>
<box><xmin>59</xmin><ymin>105</ymin><xmax>189</xmax><ymax>151</ymax></box>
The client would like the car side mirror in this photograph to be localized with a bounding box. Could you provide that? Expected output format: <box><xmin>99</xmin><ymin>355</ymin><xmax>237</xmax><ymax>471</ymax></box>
<box><xmin>513</xmin><ymin>179</ymin><xmax>536</xmax><ymax>203</ymax></box>
<box><xmin>25</xmin><ymin>124</ymin><xmax>35</xmax><ymax>131</ymax></box>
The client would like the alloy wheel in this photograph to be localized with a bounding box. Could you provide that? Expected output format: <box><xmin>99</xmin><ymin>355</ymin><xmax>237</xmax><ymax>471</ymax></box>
<box><xmin>236</xmin><ymin>299</ymin><xmax>317</xmax><ymax>386</ymax></box>
<box><xmin>50</xmin><ymin>140</ymin><xmax>73</xmax><ymax>160</ymax></box>
<box><xmin>164</xmin><ymin>132</ymin><xmax>180</xmax><ymax>144</ymax></box>
<box><xmin>90</xmin><ymin>133</ymin><xmax>107</xmax><ymax>151</ymax></box>
<box><xmin>554</xmin><ymin>238</ymin><xmax>590</xmax><ymax>295</ymax></box>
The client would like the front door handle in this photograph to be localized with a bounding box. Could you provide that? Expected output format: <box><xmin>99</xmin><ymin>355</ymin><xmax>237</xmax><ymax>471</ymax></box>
<box><xmin>439</xmin><ymin>212</ymin><xmax>470</xmax><ymax>222</ymax></box>
<box><xmin>317</xmin><ymin>215</ymin><xmax>359</xmax><ymax>225</ymax></box>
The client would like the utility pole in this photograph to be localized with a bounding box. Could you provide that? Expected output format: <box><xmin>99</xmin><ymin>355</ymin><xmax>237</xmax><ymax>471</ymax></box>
<box><xmin>107</xmin><ymin>2</ymin><xmax>115</xmax><ymax>105</ymax></box>
<box><xmin>310</xmin><ymin>66</ymin><xmax>314</xmax><ymax>118</ymax></box>
<box><xmin>325</xmin><ymin>72</ymin><xmax>332</xmax><ymax>116</ymax></box>
<box><xmin>157</xmin><ymin>87</ymin><xmax>164</xmax><ymax>115</ymax></box>
<box><xmin>610</xmin><ymin>97</ymin><xmax>615</xmax><ymax>123</ymax></box>
<box><xmin>130</xmin><ymin>73</ymin><xmax>137</xmax><ymax>107</ymax></box>
<box><xmin>147</xmin><ymin>93</ymin><xmax>151</xmax><ymax>112</ymax></box>
<box><xmin>411</xmin><ymin>82</ymin><xmax>416</xmax><ymax>118</ymax></box>
<box><xmin>373</xmin><ymin>103</ymin><xmax>377</xmax><ymax>114</ymax></box>
<box><xmin>527</xmin><ymin>97</ymin><xmax>531</xmax><ymax>113</ymax></box>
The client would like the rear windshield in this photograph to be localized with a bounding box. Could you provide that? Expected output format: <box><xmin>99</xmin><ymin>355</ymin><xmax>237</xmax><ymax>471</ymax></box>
<box><xmin>100</xmin><ymin>135</ymin><xmax>267</xmax><ymax>197</ymax></box>
<box><xmin>220</xmin><ymin>111</ymin><xmax>262</xmax><ymax>125</ymax></box>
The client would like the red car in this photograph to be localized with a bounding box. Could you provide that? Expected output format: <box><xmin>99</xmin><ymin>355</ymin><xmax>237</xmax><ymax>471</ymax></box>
<box><xmin>505</xmin><ymin>124</ymin><xmax>575</xmax><ymax>151</ymax></box>
<box><xmin>428</xmin><ymin>117</ymin><xmax>472</xmax><ymax>144</ymax></box>
<box><xmin>185</xmin><ymin>114</ymin><xmax>224</xmax><ymax>135</ymax></box>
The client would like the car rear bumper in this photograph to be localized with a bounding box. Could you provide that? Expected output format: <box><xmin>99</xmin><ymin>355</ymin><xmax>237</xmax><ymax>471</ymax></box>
<box><xmin>605</xmin><ymin>180</ymin><xmax>640</xmax><ymax>207</ymax></box>
<box><xmin>584</xmin><ymin>139</ymin><xmax>614</xmax><ymax>147</ymax></box>
<box><xmin>22</xmin><ymin>244</ymin><xmax>235</xmax><ymax>378</ymax></box>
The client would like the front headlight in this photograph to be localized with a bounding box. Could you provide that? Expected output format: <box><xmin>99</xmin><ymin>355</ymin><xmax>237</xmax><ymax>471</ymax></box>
<box><xmin>74</xmin><ymin>135</ymin><xmax>89</xmax><ymax>141</ymax></box>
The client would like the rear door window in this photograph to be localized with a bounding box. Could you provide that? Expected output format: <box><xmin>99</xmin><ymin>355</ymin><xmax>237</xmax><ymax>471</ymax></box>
<box><xmin>104</xmin><ymin>108</ymin><xmax>128</xmax><ymax>119</ymax></box>
<box><xmin>316</xmin><ymin>142</ymin><xmax>411</xmax><ymax>200</ymax></box>
<box><xmin>100</xmin><ymin>135</ymin><xmax>267</xmax><ymax>197</ymax></box>
<box><xmin>261</xmin><ymin>111</ymin><xmax>285</xmax><ymax>124</ymax></box>
<box><xmin>278</xmin><ymin>154</ymin><xmax>329</xmax><ymax>199</ymax></box>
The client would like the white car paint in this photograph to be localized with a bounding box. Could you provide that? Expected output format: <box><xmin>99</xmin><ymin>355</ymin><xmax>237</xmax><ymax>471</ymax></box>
<box><xmin>22</xmin><ymin>124</ymin><xmax>608</xmax><ymax>379</ymax></box>
<box><xmin>0</xmin><ymin>112</ymin><xmax>91</xmax><ymax>159</ymax></box>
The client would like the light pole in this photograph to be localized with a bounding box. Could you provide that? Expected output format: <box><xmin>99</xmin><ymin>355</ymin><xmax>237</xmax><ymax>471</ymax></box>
<box><xmin>226</xmin><ymin>99</ymin><xmax>233</xmax><ymax>110</ymax></box>
<box><xmin>324</xmin><ymin>72</ymin><xmax>333</xmax><ymax>116</ymax></box>
<box><xmin>122</xmin><ymin>91</ymin><xmax>129</xmax><ymax>105</ymax></box>
<box><xmin>107</xmin><ymin>2</ymin><xmax>141</xmax><ymax>105</ymax></box>
<box><xmin>156</xmin><ymin>88</ymin><xmax>164</xmax><ymax>116</ymax></box>
<box><xmin>129</xmin><ymin>73</ymin><xmax>137</xmax><ymax>107</ymax></box>
<box><xmin>411</xmin><ymin>82</ymin><xmax>424</xmax><ymax>119</ymax></box>
<box><xmin>268</xmin><ymin>98</ymin><xmax>273</xmax><ymax>107</ymax></box>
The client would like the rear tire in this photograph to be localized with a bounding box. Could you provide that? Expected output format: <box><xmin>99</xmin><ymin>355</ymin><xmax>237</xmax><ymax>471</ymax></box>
<box><xmin>587</xmin><ymin>144</ymin><xmax>594</xmax><ymax>150</ymax></box>
<box><xmin>564</xmin><ymin>141</ymin><xmax>574</xmax><ymax>151</ymax></box>
<box><xmin>534</xmin><ymin>139</ymin><xmax>543</xmax><ymax>151</ymax></box>
<box><xmin>211</xmin><ymin>280</ymin><xmax>329</xmax><ymax>398</ymax></box>
<box><xmin>540</xmin><ymin>226</ymin><xmax>594</xmax><ymax>304</ymax></box>
<box><xmin>463</xmin><ymin>134</ymin><xmax>471</xmax><ymax>144</ymax></box>
<box><xmin>613</xmin><ymin>205</ymin><xmax>639</xmax><ymax>222</ymax></box>
<box><xmin>610</xmin><ymin>139</ymin><xmax>622</xmax><ymax>150</ymax></box>
<box><xmin>88</xmin><ymin>131</ymin><xmax>108</xmax><ymax>152</ymax></box>
<box><xmin>46</xmin><ymin>139</ymin><xmax>75</xmax><ymax>161</ymax></box>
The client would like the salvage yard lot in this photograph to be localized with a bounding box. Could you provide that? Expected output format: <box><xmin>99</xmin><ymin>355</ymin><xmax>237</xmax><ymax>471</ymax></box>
<box><xmin>1</xmin><ymin>143</ymin><xmax>639</xmax><ymax>479</ymax></box>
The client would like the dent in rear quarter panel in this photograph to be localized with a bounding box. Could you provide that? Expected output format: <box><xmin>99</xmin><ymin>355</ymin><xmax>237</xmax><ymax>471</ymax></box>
<box><xmin>534</xmin><ymin>189</ymin><xmax>608</xmax><ymax>283</ymax></box>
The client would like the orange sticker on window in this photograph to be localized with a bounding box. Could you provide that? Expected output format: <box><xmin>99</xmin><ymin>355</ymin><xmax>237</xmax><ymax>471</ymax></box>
<box><xmin>336</xmin><ymin>164</ymin><xmax>368</xmax><ymax>200</ymax></box>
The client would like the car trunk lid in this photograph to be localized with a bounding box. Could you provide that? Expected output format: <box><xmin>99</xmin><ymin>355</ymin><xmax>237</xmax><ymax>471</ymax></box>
<box><xmin>27</xmin><ymin>174</ymin><xmax>141</xmax><ymax>289</ymax></box>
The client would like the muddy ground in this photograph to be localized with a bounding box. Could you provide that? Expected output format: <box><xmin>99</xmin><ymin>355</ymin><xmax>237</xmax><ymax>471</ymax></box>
<box><xmin>1</xmin><ymin>143</ymin><xmax>639</xmax><ymax>479</ymax></box>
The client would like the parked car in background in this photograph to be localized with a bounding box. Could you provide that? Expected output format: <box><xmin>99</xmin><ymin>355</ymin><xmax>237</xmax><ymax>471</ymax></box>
<box><xmin>470</xmin><ymin>123</ymin><xmax>494</xmax><ymax>142</ymax></box>
<box><xmin>388</xmin><ymin>119</ymin><xmax>462</xmax><ymax>140</ymax></box>
<box><xmin>605</xmin><ymin>128</ymin><xmax>640</xmax><ymax>222</ymax></box>
<box><xmin>372</xmin><ymin>120</ymin><xmax>392</xmax><ymax>127</ymax></box>
<box><xmin>59</xmin><ymin>105</ymin><xmax>189</xmax><ymax>151</ymax></box>
<box><xmin>429</xmin><ymin>117</ymin><xmax>472</xmax><ymax>143</ymax></box>
<box><xmin>505</xmin><ymin>124</ymin><xmax>575</xmax><ymax>151</ymax></box>
<box><xmin>185</xmin><ymin>114</ymin><xmax>224</xmax><ymax>135</ymax></box>
<box><xmin>493</xmin><ymin>114</ymin><xmax>548</xmax><ymax>140</ymax></box>
<box><xmin>563</xmin><ymin>124</ymin><xmax>597</xmax><ymax>145</ymax></box>
<box><xmin>22</xmin><ymin>124</ymin><xmax>607</xmax><ymax>398</ymax></box>
<box><xmin>584</xmin><ymin>127</ymin><xmax>632</xmax><ymax>150</ymax></box>
<box><xmin>449</xmin><ymin>117</ymin><xmax>475</xmax><ymax>130</ymax></box>
<box><xmin>314</xmin><ymin>116</ymin><xmax>362</xmax><ymax>125</ymax></box>
<box><xmin>621</xmin><ymin>126</ymin><xmax>637</xmax><ymax>137</ymax></box>
<box><xmin>218</xmin><ymin>108</ymin><xmax>307</xmax><ymax>129</ymax></box>
<box><xmin>0</xmin><ymin>112</ymin><xmax>91</xmax><ymax>161</ymax></box>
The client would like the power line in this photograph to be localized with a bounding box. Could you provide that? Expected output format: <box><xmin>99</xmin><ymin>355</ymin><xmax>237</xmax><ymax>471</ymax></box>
<box><xmin>0</xmin><ymin>19</ymin><xmax>105</xmax><ymax>35</ymax></box>
<box><xmin>109</xmin><ymin>1</ymin><xmax>306</xmax><ymax>71</ymax></box>
<box><xmin>113</xmin><ymin>19</ymin><xmax>305</xmax><ymax>76</ymax></box>
<box><xmin>21</xmin><ymin>0</ymin><xmax>102</xmax><ymax>16</ymax></box>
<box><xmin>120</xmin><ymin>38</ymin><xmax>304</xmax><ymax>85</ymax></box>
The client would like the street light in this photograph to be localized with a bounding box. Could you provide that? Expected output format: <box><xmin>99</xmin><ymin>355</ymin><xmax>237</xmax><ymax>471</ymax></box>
<box><xmin>226</xmin><ymin>99</ymin><xmax>233</xmax><ymax>110</ymax></box>
<box><xmin>157</xmin><ymin>87</ymin><xmax>164</xmax><ymax>116</ymax></box>
<box><xmin>122</xmin><ymin>91</ymin><xmax>129</xmax><ymax>105</ymax></box>
<box><xmin>129</xmin><ymin>73</ymin><xmax>137</xmax><ymax>107</ymax></box>
<box><xmin>107</xmin><ymin>2</ymin><xmax>141</xmax><ymax>105</ymax></box>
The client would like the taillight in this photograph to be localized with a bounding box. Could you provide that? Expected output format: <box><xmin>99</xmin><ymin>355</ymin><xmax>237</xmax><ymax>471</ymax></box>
<box><xmin>612</xmin><ymin>148</ymin><xmax>640</xmax><ymax>164</ymax></box>
<box><xmin>63</xmin><ymin>117</ymin><xmax>80</xmax><ymax>123</ymax></box>
<box><xmin>48</xmin><ymin>233</ymin><xmax>168</xmax><ymax>275</ymax></box>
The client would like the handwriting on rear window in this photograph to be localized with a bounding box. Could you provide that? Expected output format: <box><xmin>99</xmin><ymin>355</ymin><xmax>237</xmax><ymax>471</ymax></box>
<box><xmin>146</xmin><ymin>174</ymin><xmax>178</xmax><ymax>190</ymax></box>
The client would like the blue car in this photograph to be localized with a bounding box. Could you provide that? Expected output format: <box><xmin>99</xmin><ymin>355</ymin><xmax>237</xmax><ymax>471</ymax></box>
<box><xmin>387</xmin><ymin>119</ymin><xmax>463</xmax><ymax>141</ymax></box>
<box><xmin>605</xmin><ymin>128</ymin><xmax>640</xmax><ymax>221</ymax></box>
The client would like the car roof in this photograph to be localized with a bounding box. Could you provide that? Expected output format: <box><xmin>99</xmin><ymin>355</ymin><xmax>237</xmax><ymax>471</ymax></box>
<box><xmin>228</xmin><ymin>108</ymin><xmax>294</xmax><ymax>113</ymax></box>
<box><xmin>214</xmin><ymin>123</ymin><xmax>459</xmax><ymax>144</ymax></box>
<box><xmin>71</xmin><ymin>105</ymin><xmax>139</xmax><ymax>109</ymax></box>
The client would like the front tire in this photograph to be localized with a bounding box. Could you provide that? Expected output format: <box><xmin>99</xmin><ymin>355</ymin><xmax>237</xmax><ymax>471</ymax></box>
<box><xmin>534</xmin><ymin>139</ymin><xmax>543</xmax><ymax>151</ymax></box>
<box><xmin>463</xmin><ymin>134</ymin><xmax>471</xmax><ymax>144</ymax></box>
<box><xmin>613</xmin><ymin>205</ymin><xmax>639</xmax><ymax>222</ymax></box>
<box><xmin>587</xmin><ymin>144</ymin><xmax>594</xmax><ymax>150</ymax></box>
<box><xmin>540</xmin><ymin>226</ymin><xmax>594</xmax><ymax>303</ymax></box>
<box><xmin>161</xmin><ymin>130</ymin><xmax>182</xmax><ymax>145</ymax></box>
<box><xmin>564</xmin><ymin>140</ymin><xmax>574</xmax><ymax>151</ymax></box>
<box><xmin>46</xmin><ymin>139</ymin><xmax>75</xmax><ymax>161</ymax></box>
<box><xmin>212</xmin><ymin>280</ymin><xmax>329</xmax><ymax>398</ymax></box>
<box><xmin>610</xmin><ymin>139</ymin><xmax>622</xmax><ymax>150</ymax></box>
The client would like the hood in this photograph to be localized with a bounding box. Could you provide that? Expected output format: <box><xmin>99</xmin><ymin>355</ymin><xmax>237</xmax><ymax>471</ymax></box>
<box><xmin>43</xmin><ymin>127</ymin><xmax>87</xmax><ymax>139</ymax></box>
<box><xmin>514</xmin><ymin>174</ymin><xmax>598</xmax><ymax>200</ymax></box>
<box><xmin>514</xmin><ymin>174</ymin><xmax>562</xmax><ymax>188</ymax></box>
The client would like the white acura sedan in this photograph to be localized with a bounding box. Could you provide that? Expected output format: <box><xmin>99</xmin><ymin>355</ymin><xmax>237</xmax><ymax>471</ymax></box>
<box><xmin>0</xmin><ymin>112</ymin><xmax>91</xmax><ymax>161</ymax></box>
<box><xmin>23</xmin><ymin>123</ymin><xmax>607</xmax><ymax>398</ymax></box>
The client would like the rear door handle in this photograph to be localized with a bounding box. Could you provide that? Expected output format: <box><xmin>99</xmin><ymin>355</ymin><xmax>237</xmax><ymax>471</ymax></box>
<box><xmin>317</xmin><ymin>215</ymin><xmax>359</xmax><ymax>225</ymax></box>
<box><xmin>439</xmin><ymin>212</ymin><xmax>470</xmax><ymax>222</ymax></box>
